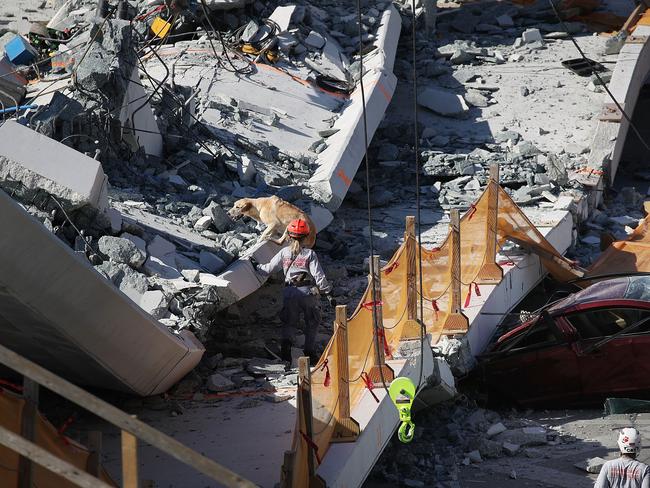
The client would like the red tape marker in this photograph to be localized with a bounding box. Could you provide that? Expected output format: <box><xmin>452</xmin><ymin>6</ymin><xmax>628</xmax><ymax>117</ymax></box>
<box><xmin>432</xmin><ymin>299</ymin><xmax>439</xmax><ymax>320</ymax></box>
<box><xmin>362</xmin><ymin>300</ymin><xmax>383</xmax><ymax>311</ymax></box>
<box><xmin>361</xmin><ymin>372</ymin><xmax>379</xmax><ymax>403</ymax></box>
<box><xmin>300</xmin><ymin>430</ymin><xmax>322</xmax><ymax>464</ymax></box>
<box><xmin>384</xmin><ymin>261</ymin><xmax>399</xmax><ymax>275</ymax></box>
<box><xmin>320</xmin><ymin>359</ymin><xmax>331</xmax><ymax>387</ymax></box>
<box><xmin>377</xmin><ymin>328</ymin><xmax>391</xmax><ymax>357</ymax></box>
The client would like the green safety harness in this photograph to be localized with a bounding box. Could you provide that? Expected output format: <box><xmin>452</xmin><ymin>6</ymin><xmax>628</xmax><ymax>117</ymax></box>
<box><xmin>388</xmin><ymin>377</ymin><xmax>416</xmax><ymax>443</ymax></box>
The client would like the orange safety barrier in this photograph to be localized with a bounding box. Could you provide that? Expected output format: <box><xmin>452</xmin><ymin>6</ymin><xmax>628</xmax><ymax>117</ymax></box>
<box><xmin>0</xmin><ymin>388</ymin><xmax>117</xmax><ymax>486</ymax></box>
<box><xmin>584</xmin><ymin>202</ymin><xmax>650</xmax><ymax>281</ymax></box>
<box><xmin>283</xmin><ymin>168</ymin><xmax>578</xmax><ymax>487</ymax></box>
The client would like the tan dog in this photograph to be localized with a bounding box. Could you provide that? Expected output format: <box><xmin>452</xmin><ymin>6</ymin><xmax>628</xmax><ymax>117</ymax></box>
<box><xmin>228</xmin><ymin>196</ymin><xmax>317</xmax><ymax>248</ymax></box>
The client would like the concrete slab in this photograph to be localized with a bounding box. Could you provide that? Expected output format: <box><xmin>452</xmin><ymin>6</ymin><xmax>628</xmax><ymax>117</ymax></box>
<box><xmin>120</xmin><ymin>67</ymin><xmax>163</xmax><ymax>158</ymax></box>
<box><xmin>0</xmin><ymin>120</ymin><xmax>108</xmax><ymax>211</ymax></box>
<box><xmin>0</xmin><ymin>188</ymin><xmax>204</xmax><ymax>396</ymax></box>
<box><xmin>309</xmin><ymin>5</ymin><xmax>401</xmax><ymax>211</ymax></box>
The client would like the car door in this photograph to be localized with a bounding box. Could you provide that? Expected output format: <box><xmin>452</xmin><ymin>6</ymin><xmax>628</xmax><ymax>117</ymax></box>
<box><xmin>480</xmin><ymin>317</ymin><xmax>581</xmax><ymax>406</ymax></box>
<box><xmin>562</xmin><ymin>307</ymin><xmax>650</xmax><ymax>403</ymax></box>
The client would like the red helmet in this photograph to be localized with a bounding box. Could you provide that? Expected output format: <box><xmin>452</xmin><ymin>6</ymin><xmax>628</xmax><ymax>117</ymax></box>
<box><xmin>287</xmin><ymin>219</ymin><xmax>310</xmax><ymax>238</ymax></box>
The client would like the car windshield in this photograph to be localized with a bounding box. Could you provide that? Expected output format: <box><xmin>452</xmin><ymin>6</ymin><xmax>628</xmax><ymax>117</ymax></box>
<box><xmin>548</xmin><ymin>277</ymin><xmax>630</xmax><ymax>312</ymax></box>
<box><xmin>624</xmin><ymin>276</ymin><xmax>650</xmax><ymax>300</ymax></box>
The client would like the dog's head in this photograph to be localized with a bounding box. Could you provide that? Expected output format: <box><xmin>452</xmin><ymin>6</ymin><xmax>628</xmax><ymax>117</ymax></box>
<box><xmin>228</xmin><ymin>199</ymin><xmax>253</xmax><ymax>221</ymax></box>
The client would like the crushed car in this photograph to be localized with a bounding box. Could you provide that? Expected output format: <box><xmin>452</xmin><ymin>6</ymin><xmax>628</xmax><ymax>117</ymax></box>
<box><xmin>471</xmin><ymin>276</ymin><xmax>650</xmax><ymax>407</ymax></box>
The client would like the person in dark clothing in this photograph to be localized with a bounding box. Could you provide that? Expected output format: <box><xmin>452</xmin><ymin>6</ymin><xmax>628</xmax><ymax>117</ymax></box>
<box><xmin>253</xmin><ymin>219</ymin><xmax>334</xmax><ymax>363</ymax></box>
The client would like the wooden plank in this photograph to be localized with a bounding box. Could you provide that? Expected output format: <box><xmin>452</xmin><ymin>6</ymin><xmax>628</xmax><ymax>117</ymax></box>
<box><xmin>476</xmin><ymin>163</ymin><xmax>503</xmax><ymax>284</ymax></box>
<box><xmin>18</xmin><ymin>378</ymin><xmax>39</xmax><ymax>488</ymax></box>
<box><xmin>332</xmin><ymin>306</ymin><xmax>360</xmax><ymax>443</ymax></box>
<box><xmin>441</xmin><ymin>209</ymin><xmax>469</xmax><ymax>334</ymax></box>
<box><xmin>122</xmin><ymin>429</ymin><xmax>138</xmax><ymax>488</ymax></box>
<box><xmin>86</xmin><ymin>431</ymin><xmax>102</xmax><ymax>477</ymax></box>
<box><xmin>402</xmin><ymin>215</ymin><xmax>421</xmax><ymax>339</ymax></box>
<box><xmin>0</xmin><ymin>342</ymin><xmax>256</xmax><ymax>488</ymax></box>
<box><xmin>298</xmin><ymin>357</ymin><xmax>316</xmax><ymax>477</ymax></box>
<box><xmin>0</xmin><ymin>424</ymin><xmax>112</xmax><ymax>488</ymax></box>
<box><xmin>368</xmin><ymin>255</ymin><xmax>394</xmax><ymax>384</ymax></box>
<box><xmin>280</xmin><ymin>450</ymin><xmax>295</xmax><ymax>488</ymax></box>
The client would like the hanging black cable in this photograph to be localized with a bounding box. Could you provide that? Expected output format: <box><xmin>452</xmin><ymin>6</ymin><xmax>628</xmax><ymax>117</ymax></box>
<box><xmin>410</xmin><ymin>0</ymin><xmax>429</xmax><ymax>393</ymax></box>
<box><xmin>548</xmin><ymin>0</ymin><xmax>650</xmax><ymax>159</ymax></box>
<box><xmin>355</xmin><ymin>0</ymin><xmax>391</xmax><ymax>394</ymax></box>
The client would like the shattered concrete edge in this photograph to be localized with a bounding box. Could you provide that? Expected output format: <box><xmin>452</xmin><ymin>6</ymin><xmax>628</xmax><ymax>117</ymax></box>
<box><xmin>0</xmin><ymin>120</ymin><xmax>109</xmax><ymax>211</ymax></box>
<box><xmin>309</xmin><ymin>5</ymin><xmax>401</xmax><ymax>211</ymax></box>
<box><xmin>584</xmin><ymin>25</ymin><xmax>650</xmax><ymax>211</ymax></box>
<box><xmin>0</xmin><ymin>188</ymin><xmax>204</xmax><ymax>396</ymax></box>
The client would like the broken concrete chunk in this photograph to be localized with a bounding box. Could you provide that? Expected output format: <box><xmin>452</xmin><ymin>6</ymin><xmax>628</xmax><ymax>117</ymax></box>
<box><xmin>206</xmin><ymin>373</ymin><xmax>235</xmax><ymax>392</ymax></box>
<box><xmin>496</xmin><ymin>14</ymin><xmax>514</xmax><ymax>27</ymax></box>
<box><xmin>106</xmin><ymin>208</ymin><xmax>123</xmax><ymax>234</ymax></box>
<box><xmin>268</xmin><ymin>5</ymin><xmax>297</xmax><ymax>32</ymax></box>
<box><xmin>121</xmin><ymin>233</ymin><xmax>147</xmax><ymax>256</ymax></box>
<box><xmin>495</xmin><ymin>427</ymin><xmax>548</xmax><ymax>446</ymax></box>
<box><xmin>467</xmin><ymin>450</ymin><xmax>482</xmax><ymax>463</ymax></box>
<box><xmin>486</xmin><ymin>422</ymin><xmax>507</xmax><ymax>437</ymax></box>
<box><xmin>464</xmin><ymin>90</ymin><xmax>490</xmax><ymax>108</ymax></box>
<box><xmin>246</xmin><ymin>358</ymin><xmax>286</xmax><ymax>376</ymax></box>
<box><xmin>139</xmin><ymin>290</ymin><xmax>169</xmax><ymax>319</ymax></box>
<box><xmin>0</xmin><ymin>121</ymin><xmax>108</xmax><ymax>211</ymax></box>
<box><xmin>98</xmin><ymin>236</ymin><xmax>146</xmax><ymax>268</ymax></box>
<box><xmin>450</xmin><ymin>49</ymin><xmax>474</xmax><ymax>65</ymax></box>
<box><xmin>502</xmin><ymin>442</ymin><xmax>519</xmax><ymax>456</ymax></box>
<box><xmin>194</xmin><ymin>215</ymin><xmax>213</xmax><ymax>232</ymax></box>
<box><xmin>574</xmin><ymin>457</ymin><xmax>606</xmax><ymax>473</ymax></box>
<box><xmin>147</xmin><ymin>235</ymin><xmax>176</xmax><ymax>258</ymax></box>
<box><xmin>418</xmin><ymin>87</ymin><xmax>469</xmax><ymax>118</ymax></box>
<box><xmin>199</xmin><ymin>250</ymin><xmax>226</xmax><ymax>274</ymax></box>
<box><xmin>208</xmin><ymin>204</ymin><xmax>231</xmax><ymax>233</ymax></box>
<box><xmin>304</xmin><ymin>30</ymin><xmax>326</xmax><ymax>49</ymax></box>
<box><xmin>522</xmin><ymin>28</ymin><xmax>543</xmax><ymax>44</ymax></box>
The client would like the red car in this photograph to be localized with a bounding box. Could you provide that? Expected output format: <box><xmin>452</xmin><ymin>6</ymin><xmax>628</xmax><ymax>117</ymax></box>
<box><xmin>474</xmin><ymin>276</ymin><xmax>650</xmax><ymax>407</ymax></box>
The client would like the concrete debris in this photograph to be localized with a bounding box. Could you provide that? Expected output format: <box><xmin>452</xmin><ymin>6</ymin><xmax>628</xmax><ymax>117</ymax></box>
<box><xmin>522</xmin><ymin>28</ymin><xmax>543</xmax><ymax>44</ymax></box>
<box><xmin>0</xmin><ymin>0</ymin><xmax>640</xmax><ymax>483</ymax></box>
<box><xmin>418</xmin><ymin>87</ymin><xmax>469</xmax><ymax>117</ymax></box>
<box><xmin>206</xmin><ymin>373</ymin><xmax>236</xmax><ymax>392</ymax></box>
<box><xmin>574</xmin><ymin>457</ymin><xmax>606</xmax><ymax>474</ymax></box>
<box><xmin>98</xmin><ymin>236</ymin><xmax>146</xmax><ymax>268</ymax></box>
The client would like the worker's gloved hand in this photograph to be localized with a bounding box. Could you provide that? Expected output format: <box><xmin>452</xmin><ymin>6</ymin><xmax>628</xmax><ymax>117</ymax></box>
<box><xmin>326</xmin><ymin>294</ymin><xmax>337</xmax><ymax>307</ymax></box>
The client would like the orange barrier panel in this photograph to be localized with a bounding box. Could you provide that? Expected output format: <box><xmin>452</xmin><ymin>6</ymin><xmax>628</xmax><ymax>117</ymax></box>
<box><xmin>0</xmin><ymin>388</ymin><xmax>117</xmax><ymax>486</ymax></box>
<box><xmin>585</xmin><ymin>202</ymin><xmax>650</xmax><ymax>280</ymax></box>
<box><xmin>284</xmin><ymin>178</ymin><xmax>577</xmax><ymax>487</ymax></box>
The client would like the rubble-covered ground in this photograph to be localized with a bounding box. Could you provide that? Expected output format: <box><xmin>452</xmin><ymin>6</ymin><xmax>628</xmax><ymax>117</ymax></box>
<box><xmin>3</xmin><ymin>0</ymin><xmax>650</xmax><ymax>486</ymax></box>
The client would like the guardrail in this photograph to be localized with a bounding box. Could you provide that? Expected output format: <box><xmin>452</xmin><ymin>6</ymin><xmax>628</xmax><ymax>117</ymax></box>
<box><xmin>0</xmin><ymin>342</ymin><xmax>256</xmax><ymax>488</ymax></box>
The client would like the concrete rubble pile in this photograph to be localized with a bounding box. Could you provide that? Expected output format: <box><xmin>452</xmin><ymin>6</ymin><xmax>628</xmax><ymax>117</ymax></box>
<box><xmin>0</xmin><ymin>0</ymin><xmax>396</xmax><ymax>353</ymax></box>
<box><xmin>368</xmin><ymin>396</ymin><xmax>579</xmax><ymax>487</ymax></box>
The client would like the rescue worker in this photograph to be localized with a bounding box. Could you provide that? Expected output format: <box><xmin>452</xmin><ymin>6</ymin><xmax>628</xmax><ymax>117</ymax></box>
<box><xmin>595</xmin><ymin>428</ymin><xmax>650</xmax><ymax>488</ymax></box>
<box><xmin>252</xmin><ymin>219</ymin><xmax>335</xmax><ymax>363</ymax></box>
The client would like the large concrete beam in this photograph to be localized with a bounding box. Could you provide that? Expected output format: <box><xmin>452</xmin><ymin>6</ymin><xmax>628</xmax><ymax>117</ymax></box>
<box><xmin>0</xmin><ymin>188</ymin><xmax>204</xmax><ymax>396</ymax></box>
<box><xmin>309</xmin><ymin>5</ymin><xmax>401</xmax><ymax>211</ymax></box>
<box><xmin>584</xmin><ymin>26</ymin><xmax>650</xmax><ymax>209</ymax></box>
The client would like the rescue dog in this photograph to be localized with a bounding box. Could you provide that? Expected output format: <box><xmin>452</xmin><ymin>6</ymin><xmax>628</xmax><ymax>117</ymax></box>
<box><xmin>227</xmin><ymin>195</ymin><xmax>317</xmax><ymax>248</ymax></box>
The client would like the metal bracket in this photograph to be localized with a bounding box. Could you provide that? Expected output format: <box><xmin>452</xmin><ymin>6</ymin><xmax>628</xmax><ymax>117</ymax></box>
<box><xmin>626</xmin><ymin>35</ymin><xmax>648</xmax><ymax>44</ymax></box>
<box><xmin>598</xmin><ymin>103</ymin><xmax>623</xmax><ymax>122</ymax></box>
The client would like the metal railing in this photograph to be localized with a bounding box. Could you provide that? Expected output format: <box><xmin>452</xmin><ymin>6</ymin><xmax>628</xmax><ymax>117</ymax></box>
<box><xmin>0</xmin><ymin>342</ymin><xmax>257</xmax><ymax>488</ymax></box>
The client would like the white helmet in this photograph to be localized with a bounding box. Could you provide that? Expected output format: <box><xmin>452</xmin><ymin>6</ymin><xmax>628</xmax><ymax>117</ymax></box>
<box><xmin>618</xmin><ymin>428</ymin><xmax>642</xmax><ymax>455</ymax></box>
